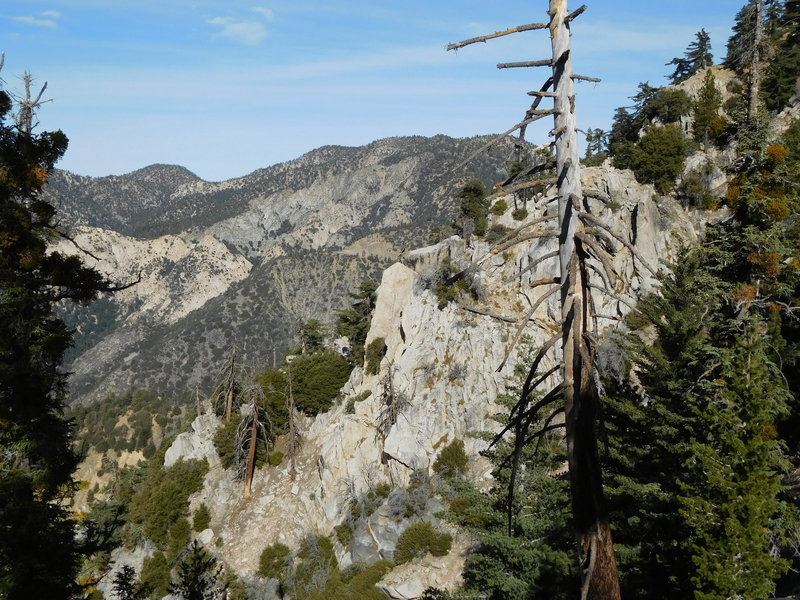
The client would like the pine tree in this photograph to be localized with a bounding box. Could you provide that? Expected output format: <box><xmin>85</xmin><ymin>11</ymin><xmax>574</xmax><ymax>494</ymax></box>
<box><xmin>296</xmin><ymin>319</ymin><xmax>326</xmax><ymax>354</ymax></box>
<box><xmin>693</xmin><ymin>70</ymin><xmax>723</xmax><ymax>143</ymax></box>
<box><xmin>763</xmin><ymin>0</ymin><xmax>800</xmax><ymax>110</ymax></box>
<box><xmin>0</xmin><ymin>64</ymin><xmax>114</xmax><ymax>598</ymax></box>
<box><xmin>666</xmin><ymin>29</ymin><xmax>714</xmax><ymax>84</ymax></box>
<box><xmin>726</xmin><ymin>1</ymin><xmax>767</xmax><ymax>78</ymax></box>
<box><xmin>584</xmin><ymin>128</ymin><xmax>606</xmax><ymax>156</ymax></box>
<box><xmin>445</xmin><ymin>356</ymin><xmax>576</xmax><ymax>600</ymax></box>
<box><xmin>455</xmin><ymin>178</ymin><xmax>490</xmax><ymax>237</ymax></box>
<box><xmin>111</xmin><ymin>565</ymin><xmax>148</xmax><ymax>600</ymax></box>
<box><xmin>168</xmin><ymin>540</ymin><xmax>224</xmax><ymax>600</ymax></box>
<box><xmin>680</xmin><ymin>322</ymin><xmax>790</xmax><ymax>600</ymax></box>
<box><xmin>334</xmin><ymin>279</ymin><xmax>378</xmax><ymax>364</ymax></box>
<box><xmin>602</xmin><ymin>254</ymin><xmax>721</xmax><ymax>600</ymax></box>
<box><xmin>602</xmin><ymin>252</ymin><xmax>794</xmax><ymax>599</ymax></box>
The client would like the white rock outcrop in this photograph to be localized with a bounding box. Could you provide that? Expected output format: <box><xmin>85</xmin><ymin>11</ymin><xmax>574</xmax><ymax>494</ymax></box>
<box><xmin>158</xmin><ymin>167</ymin><xmax>702</xmax><ymax>597</ymax></box>
<box><xmin>164</xmin><ymin>411</ymin><xmax>222</xmax><ymax>468</ymax></box>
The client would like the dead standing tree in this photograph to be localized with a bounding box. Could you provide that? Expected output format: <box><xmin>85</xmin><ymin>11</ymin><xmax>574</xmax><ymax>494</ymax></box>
<box><xmin>214</xmin><ymin>345</ymin><xmax>240</xmax><ymax>422</ymax></box>
<box><xmin>285</xmin><ymin>366</ymin><xmax>303</xmax><ymax>481</ymax></box>
<box><xmin>236</xmin><ymin>387</ymin><xmax>272</xmax><ymax>499</ymax></box>
<box><xmin>13</xmin><ymin>71</ymin><xmax>53</xmax><ymax>136</ymax></box>
<box><xmin>449</xmin><ymin>3</ymin><xmax>624</xmax><ymax>599</ymax></box>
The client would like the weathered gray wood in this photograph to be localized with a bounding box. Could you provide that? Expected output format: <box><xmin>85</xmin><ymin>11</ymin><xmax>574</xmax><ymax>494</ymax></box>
<box><xmin>549</xmin><ymin>2</ymin><xmax>621</xmax><ymax>598</ymax></box>
<box><xmin>447</xmin><ymin>22</ymin><xmax>549</xmax><ymax>51</ymax></box>
<box><xmin>498</xmin><ymin>59</ymin><xmax>553</xmax><ymax>69</ymax></box>
<box><xmin>458</xmin><ymin>303</ymin><xmax>518</xmax><ymax>323</ymax></box>
<box><xmin>566</xmin><ymin>4</ymin><xmax>588</xmax><ymax>21</ymax></box>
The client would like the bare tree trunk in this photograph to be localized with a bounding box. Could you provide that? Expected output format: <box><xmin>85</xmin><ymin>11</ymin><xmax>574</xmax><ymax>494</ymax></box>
<box><xmin>244</xmin><ymin>416</ymin><xmax>258</xmax><ymax>499</ymax></box>
<box><xmin>549</xmin><ymin>2</ymin><xmax>621</xmax><ymax>599</ymax></box>
<box><xmin>15</xmin><ymin>72</ymin><xmax>51</xmax><ymax>136</ymax></box>
<box><xmin>286</xmin><ymin>367</ymin><xmax>302</xmax><ymax>481</ymax></box>
<box><xmin>225</xmin><ymin>346</ymin><xmax>237</xmax><ymax>422</ymax></box>
<box><xmin>750</xmin><ymin>0</ymin><xmax>764</xmax><ymax>118</ymax></box>
<box><xmin>446</xmin><ymin>4</ymin><xmax>622</xmax><ymax>596</ymax></box>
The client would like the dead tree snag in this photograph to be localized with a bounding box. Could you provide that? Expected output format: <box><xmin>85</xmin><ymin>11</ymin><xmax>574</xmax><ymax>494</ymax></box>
<box><xmin>448</xmin><ymin>2</ymin><xmax>627</xmax><ymax>598</ymax></box>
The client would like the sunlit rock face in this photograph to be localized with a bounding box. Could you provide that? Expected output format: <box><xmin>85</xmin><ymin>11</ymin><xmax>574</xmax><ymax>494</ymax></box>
<box><xmin>157</xmin><ymin>165</ymin><xmax>701</xmax><ymax>594</ymax></box>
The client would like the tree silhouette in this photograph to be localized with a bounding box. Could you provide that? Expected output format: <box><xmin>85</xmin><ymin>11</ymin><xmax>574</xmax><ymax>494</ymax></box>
<box><xmin>0</xmin><ymin>57</ymin><xmax>131</xmax><ymax>599</ymax></box>
<box><xmin>665</xmin><ymin>29</ymin><xmax>714</xmax><ymax>84</ymax></box>
<box><xmin>168</xmin><ymin>540</ymin><xmax>224</xmax><ymax>600</ymax></box>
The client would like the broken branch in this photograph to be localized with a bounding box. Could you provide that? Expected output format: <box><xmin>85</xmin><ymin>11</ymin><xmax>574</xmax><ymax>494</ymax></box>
<box><xmin>566</xmin><ymin>5</ymin><xmax>588</xmax><ymax>21</ymax></box>
<box><xmin>458</xmin><ymin>303</ymin><xmax>518</xmax><ymax>323</ymax></box>
<box><xmin>498</xmin><ymin>60</ymin><xmax>553</xmax><ymax>69</ymax></box>
<box><xmin>497</xmin><ymin>285</ymin><xmax>560</xmax><ymax>371</ymax></box>
<box><xmin>447</xmin><ymin>22</ymin><xmax>549</xmax><ymax>51</ymax></box>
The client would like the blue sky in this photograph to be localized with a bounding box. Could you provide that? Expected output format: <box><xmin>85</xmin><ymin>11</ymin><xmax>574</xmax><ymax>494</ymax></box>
<box><xmin>1</xmin><ymin>1</ymin><xmax>739</xmax><ymax>181</ymax></box>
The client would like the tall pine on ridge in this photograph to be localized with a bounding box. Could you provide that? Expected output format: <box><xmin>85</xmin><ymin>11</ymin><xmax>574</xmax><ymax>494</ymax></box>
<box><xmin>0</xmin><ymin>68</ymin><xmax>112</xmax><ymax>597</ymax></box>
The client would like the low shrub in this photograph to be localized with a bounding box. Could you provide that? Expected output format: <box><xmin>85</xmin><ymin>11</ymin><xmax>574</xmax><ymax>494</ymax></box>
<box><xmin>432</xmin><ymin>439</ymin><xmax>468</xmax><ymax>479</ymax></box>
<box><xmin>364</xmin><ymin>337</ymin><xmax>386</xmax><ymax>375</ymax></box>
<box><xmin>140</xmin><ymin>551</ymin><xmax>170</xmax><ymax>598</ymax></box>
<box><xmin>345</xmin><ymin>391</ymin><xmax>372</xmax><ymax>414</ymax></box>
<box><xmin>125</xmin><ymin>457</ymin><xmax>208</xmax><ymax>548</ymax></box>
<box><xmin>212</xmin><ymin>417</ymin><xmax>241</xmax><ymax>470</ymax></box>
<box><xmin>678</xmin><ymin>172</ymin><xmax>718</xmax><ymax>209</ymax></box>
<box><xmin>490</xmin><ymin>198</ymin><xmax>508</xmax><ymax>216</ymax></box>
<box><xmin>258</xmin><ymin>542</ymin><xmax>291</xmax><ymax>580</ymax></box>
<box><xmin>484</xmin><ymin>223</ymin><xmax>510</xmax><ymax>244</ymax></box>
<box><xmin>433</xmin><ymin>258</ymin><xmax>475</xmax><ymax>310</ymax></box>
<box><xmin>511</xmin><ymin>207</ymin><xmax>528</xmax><ymax>221</ymax></box>
<box><xmin>374</xmin><ymin>481</ymin><xmax>392</xmax><ymax>499</ymax></box>
<box><xmin>166</xmin><ymin>517</ymin><xmax>191</xmax><ymax>561</ymax></box>
<box><xmin>193</xmin><ymin>504</ymin><xmax>211</xmax><ymax>532</ymax></box>
<box><xmin>394</xmin><ymin>522</ymin><xmax>453</xmax><ymax>564</ymax></box>
<box><xmin>335</xmin><ymin>523</ymin><xmax>354</xmax><ymax>547</ymax></box>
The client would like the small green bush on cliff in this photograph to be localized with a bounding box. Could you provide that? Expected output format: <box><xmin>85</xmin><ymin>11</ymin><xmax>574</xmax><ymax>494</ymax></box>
<box><xmin>432</xmin><ymin>439</ymin><xmax>468</xmax><ymax>479</ymax></box>
<box><xmin>630</xmin><ymin>123</ymin><xmax>690</xmax><ymax>193</ymax></box>
<box><xmin>365</xmin><ymin>337</ymin><xmax>386</xmax><ymax>375</ymax></box>
<box><xmin>258</xmin><ymin>542</ymin><xmax>291</xmax><ymax>580</ymax></box>
<box><xmin>394</xmin><ymin>522</ymin><xmax>453</xmax><ymax>565</ymax></box>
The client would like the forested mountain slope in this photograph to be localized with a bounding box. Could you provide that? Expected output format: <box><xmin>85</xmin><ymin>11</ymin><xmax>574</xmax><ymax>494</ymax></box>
<box><xmin>48</xmin><ymin>135</ymin><xmax>512</xmax><ymax>402</ymax></box>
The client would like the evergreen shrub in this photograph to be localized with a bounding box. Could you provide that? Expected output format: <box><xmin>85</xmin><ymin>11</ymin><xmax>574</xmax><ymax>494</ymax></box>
<box><xmin>192</xmin><ymin>504</ymin><xmax>211</xmax><ymax>532</ymax></box>
<box><xmin>365</xmin><ymin>337</ymin><xmax>386</xmax><ymax>375</ymax></box>
<box><xmin>490</xmin><ymin>198</ymin><xmax>508</xmax><ymax>216</ymax></box>
<box><xmin>511</xmin><ymin>207</ymin><xmax>528</xmax><ymax>221</ymax></box>
<box><xmin>125</xmin><ymin>457</ymin><xmax>208</xmax><ymax>548</ymax></box>
<box><xmin>258</xmin><ymin>542</ymin><xmax>291</xmax><ymax>580</ymax></box>
<box><xmin>432</xmin><ymin>439</ymin><xmax>468</xmax><ymax>479</ymax></box>
<box><xmin>394</xmin><ymin>522</ymin><xmax>452</xmax><ymax>564</ymax></box>
<box><xmin>290</xmin><ymin>349</ymin><xmax>352</xmax><ymax>415</ymax></box>
<box><xmin>630</xmin><ymin>123</ymin><xmax>689</xmax><ymax>193</ymax></box>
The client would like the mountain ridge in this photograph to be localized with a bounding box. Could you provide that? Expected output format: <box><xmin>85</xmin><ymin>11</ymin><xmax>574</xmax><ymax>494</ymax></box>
<box><xmin>50</xmin><ymin>134</ymin><xmax>517</xmax><ymax>402</ymax></box>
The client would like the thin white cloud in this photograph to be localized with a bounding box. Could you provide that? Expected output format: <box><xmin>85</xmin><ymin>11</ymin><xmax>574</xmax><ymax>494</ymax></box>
<box><xmin>252</xmin><ymin>7</ymin><xmax>274</xmax><ymax>21</ymax></box>
<box><xmin>208</xmin><ymin>16</ymin><xmax>268</xmax><ymax>45</ymax></box>
<box><xmin>11</xmin><ymin>11</ymin><xmax>62</xmax><ymax>29</ymax></box>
